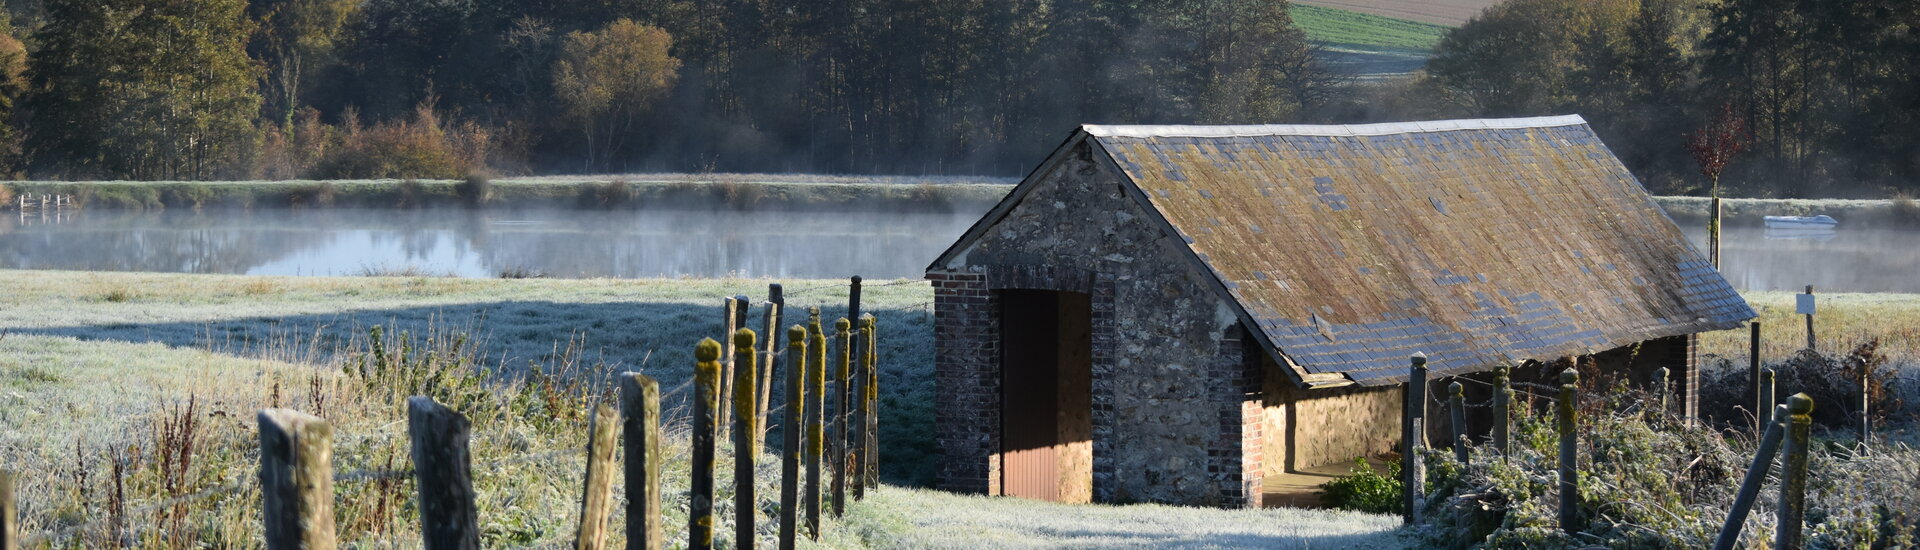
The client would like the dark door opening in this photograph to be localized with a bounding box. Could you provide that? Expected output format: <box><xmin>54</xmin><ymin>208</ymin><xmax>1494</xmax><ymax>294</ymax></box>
<box><xmin>998</xmin><ymin>289</ymin><xmax>1093</xmax><ymax>503</ymax></box>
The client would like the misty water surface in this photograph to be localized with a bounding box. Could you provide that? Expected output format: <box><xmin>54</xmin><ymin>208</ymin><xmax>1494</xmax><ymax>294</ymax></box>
<box><xmin>0</xmin><ymin>207</ymin><xmax>986</xmax><ymax>279</ymax></box>
<box><xmin>0</xmin><ymin>207</ymin><xmax>1912</xmax><ymax>292</ymax></box>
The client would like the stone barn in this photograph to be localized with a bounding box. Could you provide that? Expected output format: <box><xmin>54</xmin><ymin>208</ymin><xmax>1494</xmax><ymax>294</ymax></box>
<box><xmin>926</xmin><ymin>115</ymin><xmax>1755</xmax><ymax>508</ymax></box>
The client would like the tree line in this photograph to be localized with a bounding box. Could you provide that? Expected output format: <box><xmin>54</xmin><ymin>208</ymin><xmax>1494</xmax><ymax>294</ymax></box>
<box><xmin>0</xmin><ymin>0</ymin><xmax>1911</xmax><ymax>197</ymax></box>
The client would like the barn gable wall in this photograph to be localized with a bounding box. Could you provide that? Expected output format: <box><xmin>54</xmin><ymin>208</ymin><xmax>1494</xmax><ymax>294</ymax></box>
<box><xmin>931</xmin><ymin>140</ymin><xmax>1265</xmax><ymax>507</ymax></box>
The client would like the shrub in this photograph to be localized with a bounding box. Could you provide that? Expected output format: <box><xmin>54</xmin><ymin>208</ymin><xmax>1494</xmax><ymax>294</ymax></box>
<box><xmin>395</xmin><ymin>179</ymin><xmax>427</xmax><ymax>208</ymax></box>
<box><xmin>286</xmin><ymin>181</ymin><xmax>337</xmax><ymax>208</ymax></box>
<box><xmin>1892</xmin><ymin>193</ymin><xmax>1920</xmax><ymax>227</ymax></box>
<box><xmin>307</xmin><ymin>102</ymin><xmax>483</xmax><ymax>180</ymax></box>
<box><xmin>0</xmin><ymin>183</ymin><xmax>12</xmax><ymax>207</ymax></box>
<box><xmin>162</xmin><ymin>183</ymin><xmax>214</xmax><ymax>209</ymax></box>
<box><xmin>578</xmin><ymin>179</ymin><xmax>634</xmax><ymax>208</ymax></box>
<box><xmin>456</xmin><ymin>172</ymin><xmax>492</xmax><ymax>207</ymax></box>
<box><xmin>1321</xmin><ymin>457</ymin><xmax>1403</xmax><ymax>514</ymax></box>
<box><xmin>1773</xmin><ymin>340</ymin><xmax>1903</xmax><ymax>430</ymax></box>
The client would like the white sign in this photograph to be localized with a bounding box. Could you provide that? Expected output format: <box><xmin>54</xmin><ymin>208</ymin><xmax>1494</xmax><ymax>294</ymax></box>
<box><xmin>1796</xmin><ymin>293</ymin><xmax>1816</xmax><ymax>315</ymax></box>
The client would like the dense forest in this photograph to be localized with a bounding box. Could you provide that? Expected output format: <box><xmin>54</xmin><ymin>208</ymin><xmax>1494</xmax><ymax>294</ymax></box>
<box><xmin>0</xmin><ymin>0</ymin><xmax>1912</xmax><ymax>197</ymax></box>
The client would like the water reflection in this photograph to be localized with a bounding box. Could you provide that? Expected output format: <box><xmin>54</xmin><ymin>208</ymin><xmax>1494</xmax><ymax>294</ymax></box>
<box><xmin>0</xmin><ymin>207</ymin><xmax>987</xmax><ymax>279</ymax></box>
<box><xmin>2</xmin><ymin>207</ymin><xmax>1911</xmax><ymax>292</ymax></box>
<box><xmin>1680</xmin><ymin>225</ymin><xmax>1920</xmax><ymax>293</ymax></box>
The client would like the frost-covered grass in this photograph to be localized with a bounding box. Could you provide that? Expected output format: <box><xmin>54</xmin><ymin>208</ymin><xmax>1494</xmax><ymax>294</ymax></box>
<box><xmin>845</xmin><ymin>486</ymin><xmax>1408</xmax><ymax>549</ymax></box>
<box><xmin>6</xmin><ymin>268</ymin><xmax>1918</xmax><ymax>547</ymax></box>
<box><xmin>1700</xmin><ymin>291</ymin><xmax>1920</xmax><ymax>371</ymax></box>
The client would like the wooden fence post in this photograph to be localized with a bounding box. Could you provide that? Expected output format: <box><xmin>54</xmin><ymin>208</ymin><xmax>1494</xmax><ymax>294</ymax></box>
<box><xmin>831</xmin><ymin>318</ymin><xmax>851</xmax><ymax>517</ymax></box>
<box><xmin>1655</xmin><ymin>367</ymin><xmax>1671</xmax><ymax>415</ymax></box>
<box><xmin>1761</xmin><ymin>368</ymin><xmax>1776</xmax><ymax>426</ymax></box>
<box><xmin>0</xmin><ymin>470</ymin><xmax>13</xmax><ymax>550</ymax></box>
<box><xmin>720</xmin><ymin>298</ymin><xmax>740</xmax><ymax>440</ymax></box>
<box><xmin>863</xmin><ymin>314</ymin><xmax>880</xmax><ymax>490</ymax></box>
<box><xmin>620</xmin><ymin>373</ymin><xmax>663</xmax><ymax>550</ymax></box>
<box><xmin>1</xmin><ymin>470</ymin><xmax>13</xmax><ymax>550</ymax></box>
<box><xmin>1750</xmin><ymin>322</ymin><xmax>1763</xmax><ymax>434</ymax></box>
<box><xmin>1556</xmin><ymin>370</ymin><xmax>1580</xmax><ymax>534</ymax></box>
<box><xmin>690</xmin><ymin>339</ymin><xmax>723</xmax><ymax>550</ymax></box>
<box><xmin>408</xmin><ymin>396</ymin><xmax>478</xmax><ymax>550</ymax></box>
<box><xmin>1776</xmin><ymin>393</ymin><xmax>1814</xmax><ymax>550</ymax></box>
<box><xmin>779</xmin><ymin>326</ymin><xmax>807</xmax><ymax>550</ymax></box>
<box><xmin>1447</xmin><ymin>382</ymin><xmax>1468</xmax><ymax>464</ymax></box>
<box><xmin>1803</xmin><ymin>285</ymin><xmax>1816</xmax><ymax>351</ymax></box>
<box><xmin>758</xmin><ymin>286</ymin><xmax>783</xmax><ymax>448</ymax></box>
<box><xmin>574</xmin><ymin>402</ymin><xmax>618</xmax><ymax>550</ymax></box>
<box><xmin>733</xmin><ymin>329</ymin><xmax>759</xmax><ymax>550</ymax></box>
<box><xmin>852</xmin><ymin>316</ymin><xmax>872</xmax><ymax>500</ymax></box>
<box><xmin>1402</xmin><ymin>353</ymin><xmax>1427</xmax><ymax>524</ymax></box>
<box><xmin>1493</xmin><ymin>365</ymin><xmax>1510</xmax><ymax>455</ymax></box>
<box><xmin>259</xmin><ymin>408</ymin><xmax>336</xmax><ymax>550</ymax></box>
<box><xmin>804</xmin><ymin>312</ymin><xmax>826</xmax><ymax>539</ymax></box>
<box><xmin>1712</xmin><ymin>404</ymin><xmax>1789</xmax><ymax>550</ymax></box>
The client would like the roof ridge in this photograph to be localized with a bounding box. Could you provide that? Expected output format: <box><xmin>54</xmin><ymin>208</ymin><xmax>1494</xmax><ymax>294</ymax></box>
<box><xmin>1082</xmin><ymin>115</ymin><xmax>1587</xmax><ymax>139</ymax></box>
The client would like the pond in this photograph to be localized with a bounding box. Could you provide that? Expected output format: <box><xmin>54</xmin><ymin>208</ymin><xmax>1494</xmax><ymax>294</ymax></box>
<box><xmin>0</xmin><ymin>207</ymin><xmax>986</xmax><ymax>279</ymax></box>
<box><xmin>0</xmin><ymin>207</ymin><xmax>1911</xmax><ymax>293</ymax></box>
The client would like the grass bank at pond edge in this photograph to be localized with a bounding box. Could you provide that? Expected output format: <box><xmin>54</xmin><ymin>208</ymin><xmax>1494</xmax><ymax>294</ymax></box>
<box><xmin>0</xmin><ymin>174</ymin><xmax>1016</xmax><ymax>212</ymax></box>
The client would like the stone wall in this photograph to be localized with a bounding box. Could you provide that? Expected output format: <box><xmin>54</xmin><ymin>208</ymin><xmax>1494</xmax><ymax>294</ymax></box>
<box><xmin>1260</xmin><ymin>356</ymin><xmax>1402</xmax><ymax>476</ymax></box>
<box><xmin>931</xmin><ymin>140</ymin><xmax>1263</xmax><ymax>507</ymax></box>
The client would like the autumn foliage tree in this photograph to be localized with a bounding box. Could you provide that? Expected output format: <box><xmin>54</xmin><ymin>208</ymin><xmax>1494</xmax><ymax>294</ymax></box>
<box><xmin>1686</xmin><ymin>103</ymin><xmax>1749</xmax><ymax>268</ymax></box>
<box><xmin>551</xmin><ymin>19</ymin><xmax>680</xmax><ymax>173</ymax></box>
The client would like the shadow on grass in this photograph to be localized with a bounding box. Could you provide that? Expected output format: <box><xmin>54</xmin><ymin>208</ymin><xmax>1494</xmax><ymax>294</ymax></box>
<box><xmin>15</xmin><ymin>300</ymin><xmax>942</xmax><ymax>487</ymax></box>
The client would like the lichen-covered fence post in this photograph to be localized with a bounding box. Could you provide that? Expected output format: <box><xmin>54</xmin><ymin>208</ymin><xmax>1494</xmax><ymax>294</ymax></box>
<box><xmin>863</xmin><ymin>314</ymin><xmax>880</xmax><ymax>490</ymax></box>
<box><xmin>408</xmin><ymin>396</ymin><xmax>478</xmax><ymax>550</ymax></box>
<box><xmin>779</xmin><ymin>326</ymin><xmax>808</xmax><ymax>550</ymax></box>
<box><xmin>804</xmin><ymin>310</ymin><xmax>826</xmax><ymax>540</ymax></box>
<box><xmin>1493</xmin><ymin>365</ymin><xmax>1511</xmax><ymax>455</ymax></box>
<box><xmin>690</xmin><ymin>339</ymin><xmax>723</xmax><ymax>550</ymax></box>
<box><xmin>1654</xmin><ymin>367</ymin><xmax>1671</xmax><ymax>415</ymax></box>
<box><xmin>831</xmin><ymin>318</ymin><xmax>851</xmax><ymax>517</ymax></box>
<box><xmin>1447</xmin><ymin>382</ymin><xmax>1468</xmax><ymax>465</ymax></box>
<box><xmin>620</xmin><ymin>373</ymin><xmax>663</xmax><ymax>550</ymax></box>
<box><xmin>733</xmin><ymin>329</ymin><xmax>760</xmax><ymax>549</ymax></box>
<box><xmin>574</xmin><ymin>402</ymin><xmax>618</xmax><ymax>550</ymax></box>
<box><xmin>1776</xmin><ymin>394</ymin><xmax>1814</xmax><ymax>550</ymax></box>
<box><xmin>1750</xmin><ymin>322</ymin><xmax>1763</xmax><ymax>434</ymax></box>
<box><xmin>258</xmin><ymin>409</ymin><xmax>335</xmax><ymax>550</ymax></box>
<box><xmin>1556</xmin><ymin>370</ymin><xmax>1580</xmax><ymax>534</ymax></box>
<box><xmin>1712</xmin><ymin>403</ymin><xmax>1789</xmax><ymax>550</ymax></box>
<box><xmin>1402</xmin><ymin>353</ymin><xmax>1427</xmax><ymax>524</ymax></box>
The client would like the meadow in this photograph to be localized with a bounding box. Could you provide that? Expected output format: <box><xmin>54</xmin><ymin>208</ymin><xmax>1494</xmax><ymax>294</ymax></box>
<box><xmin>1292</xmin><ymin>4</ymin><xmax>1450</xmax><ymax>53</ymax></box>
<box><xmin>0</xmin><ymin>269</ymin><xmax>1405</xmax><ymax>548</ymax></box>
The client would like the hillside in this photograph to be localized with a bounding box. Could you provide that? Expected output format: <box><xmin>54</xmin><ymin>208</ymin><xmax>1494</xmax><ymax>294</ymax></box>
<box><xmin>1295</xmin><ymin>0</ymin><xmax>1499</xmax><ymax>26</ymax></box>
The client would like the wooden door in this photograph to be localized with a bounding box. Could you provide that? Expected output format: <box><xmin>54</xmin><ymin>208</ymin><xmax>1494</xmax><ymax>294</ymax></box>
<box><xmin>998</xmin><ymin>290</ymin><xmax>1092</xmax><ymax>502</ymax></box>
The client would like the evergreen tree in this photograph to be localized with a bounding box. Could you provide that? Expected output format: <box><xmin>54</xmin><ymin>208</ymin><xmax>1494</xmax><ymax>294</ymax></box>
<box><xmin>28</xmin><ymin>0</ymin><xmax>261</xmax><ymax>179</ymax></box>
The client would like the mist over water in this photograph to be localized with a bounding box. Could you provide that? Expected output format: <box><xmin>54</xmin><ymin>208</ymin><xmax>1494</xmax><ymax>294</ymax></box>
<box><xmin>1</xmin><ymin>206</ymin><xmax>1912</xmax><ymax>292</ymax></box>
<box><xmin>0</xmin><ymin>206</ymin><xmax>989</xmax><ymax>279</ymax></box>
<box><xmin>1679</xmin><ymin>225</ymin><xmax>1920</xmax><ymax>293</ymax></box>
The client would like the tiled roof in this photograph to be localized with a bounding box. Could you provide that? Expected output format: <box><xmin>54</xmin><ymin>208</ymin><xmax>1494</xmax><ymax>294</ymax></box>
<box><xmin>1088</xmin><ymin>116</ymin><xmax>1754</xmax><ymax>386</ymax></box>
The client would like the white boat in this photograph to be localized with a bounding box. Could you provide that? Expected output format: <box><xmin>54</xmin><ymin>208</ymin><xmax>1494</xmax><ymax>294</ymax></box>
<box><xmin>1763</xmin><ymin>215</ymin><xmax>1838</xmax><ymax>229</ymax></box>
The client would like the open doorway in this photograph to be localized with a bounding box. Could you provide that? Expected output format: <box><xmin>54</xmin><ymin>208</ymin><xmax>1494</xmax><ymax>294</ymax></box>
<box><xmin>998</xmin><ymin>289</ymin><xmax>1093</xmax><ymax>503</ymax></box>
